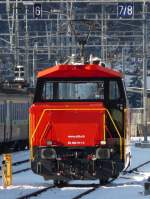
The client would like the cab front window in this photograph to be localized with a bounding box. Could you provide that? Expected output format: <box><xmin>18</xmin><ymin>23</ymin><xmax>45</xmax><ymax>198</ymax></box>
<box><xmin>35</xmin><ymin>80</ymin><xmax>104</xmax><ymax>102</ymax></box>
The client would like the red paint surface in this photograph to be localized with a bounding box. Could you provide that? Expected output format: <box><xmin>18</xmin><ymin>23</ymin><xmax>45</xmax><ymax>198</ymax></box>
<box><xmin>38</xmin><ymin>64</ymin><xmax>122</xmax><ymax>78</ymax></box>
<box><xmin>30</xmin><ymin>102</ymin><xmax>105</xmax><ymax>147</ymax></box>
<box><xmin>30</xmin><ymin>63</ymin><xmax>121</xmax><ymax>148</ymax></box>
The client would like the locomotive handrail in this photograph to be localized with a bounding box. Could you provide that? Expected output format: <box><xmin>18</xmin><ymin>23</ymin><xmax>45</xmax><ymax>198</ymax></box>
<box><xmin>30</xmin><ymin>108</ymin><xmax>123</xmax><ymax>160</ymax></box>
<box><xmin>30</xmin><ymin>108</ymin><xmax>105</xmax><ymax>160</ymax></box>
<box><xmin>39</xmin><ymin>122</ymin><xmax>50</xmax><ymax>145</ymax></box>
<box><xmin>105</xmin><ymin>109</ymin><xmax>123</xmax><ymax>160</ymax></box>
<box><xmin>29</xmin><ymin>114</ymin><xmax>32</xmax><ymax>160</ymax></box>
<box><xmin>123</xmin><ymin>108</ymin><xmax>130</xmax><ymax>162</ymax></box>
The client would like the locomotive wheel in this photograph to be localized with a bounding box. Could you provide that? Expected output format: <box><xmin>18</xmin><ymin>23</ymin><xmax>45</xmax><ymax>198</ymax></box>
<box><xmin>54</xmin><ymin>180</ymin><xmax>68</xmax><ymax>187</ymax></box>
<box><xmin>99</xmin><ymin>176</ymin><xmax>109</xmax><ymax>185</ymax></box>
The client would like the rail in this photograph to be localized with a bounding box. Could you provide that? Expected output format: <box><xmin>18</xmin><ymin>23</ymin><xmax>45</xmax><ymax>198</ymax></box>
<box><xmin>30</xmin><ymin>108</ymin><xmax>123</xmax><ymax>160</ymax></box>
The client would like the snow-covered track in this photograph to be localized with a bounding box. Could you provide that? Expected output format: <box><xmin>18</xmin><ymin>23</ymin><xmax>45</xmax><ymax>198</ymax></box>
<box><xmin>14</xmin><ymin>182</ymin><xmax>110</xmax><ymax>199</ymax></box>
<box><xmin>0</xmin><ymin>158</ymin><xmax>30</xmax><ymax>178</ymax></box>
<box><xmin>12</xmin><ymin>159</ymin><xmax>29</xmax><ymax>167</ymax></box>
<box><xmin>12</xmin><ymin>167</ymin><xmax>31</xmax><ymax>175</ymax></box>
<box><xmin>70</xmin><ymin>178</ymin><xmax>116</xmax><ymax>199</ymax></box>
<box><xmin>0</xmin><ymin>159</ymin><xmax>29</xmax><ymax>170</ymax></box>
<box><xmin>0</xmin><ymin>167</ymin><xmax>30</xmax><ymax>178</ymax></box>
<box><xmin>125</xmin><ymin>160</ymin><xmax>150</xmax><ymax>174</ymax></box>
<box><xmin>71</xmin><ymin>185</ymin><xmax>99</xmax><ymax>199</ymax></box>
<box><xmin>16</xmin><ymin>185</ymin><xmax>56</xmax><ymax>199</ymax></box>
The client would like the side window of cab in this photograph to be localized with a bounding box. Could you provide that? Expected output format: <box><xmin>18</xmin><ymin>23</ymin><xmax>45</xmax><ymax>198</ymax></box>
<box><xmin>109</xmin><ymin>80</ymin><xmax>120</xmax><ymax>100</ymax></box>
<box><xmin>42</xmin><ymin>82</ymin><xmax>53</xmax><ymax>100</ymax></box>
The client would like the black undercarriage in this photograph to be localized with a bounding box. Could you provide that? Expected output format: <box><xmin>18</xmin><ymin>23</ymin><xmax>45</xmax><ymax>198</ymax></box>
<box><xmin>31</xmin><ymin>146</ymin><xmax>124</xmax><ymax>183</ymax></box>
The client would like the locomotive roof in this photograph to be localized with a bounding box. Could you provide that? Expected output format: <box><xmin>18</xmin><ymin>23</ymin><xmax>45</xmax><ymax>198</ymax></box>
<box><xmin>37</xmin><ymin>64</ymin><xmax>122</xmax><ymax>79</ymax></box>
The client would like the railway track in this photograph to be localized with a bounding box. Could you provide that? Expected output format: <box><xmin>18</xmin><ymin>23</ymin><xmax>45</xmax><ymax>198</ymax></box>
<box><xmin>0</xmin><ymin>159</ymin><xmax>29</xmax><ymax>170</ymax></box>
<box><xmin>118</xmin><ymin>160</ymin><xmax>150</xmax><ymax>179</ymax></box>
<box><xmin>126</xmin><ymin>160</ymin><xmax>150</xmax><ymax>174</ymax></box>
<box><xmin>71</xmin><ymin>184</ymin><xmax>100</xmax><ymax>199</ymax></box>
<box><xmin>1</xmin><ymin>159</ymin><xmax>150</xmax><ymax>198</ymax></box>
<box><xmin>71</xmin><ymin>178</ymin><xmax>116</xmax><ymax>199</ymax></box>
<box><xmin>11</xmin><ymin>167</ymin><xmax>31</xmax><ymax>175</ymax></box>
<box><xmin>15</xmin><ymin>178</ymin><xmax>116</xmax><ymax>199</ymax></box>
<box><xmin>12</xmin><ymin>159</ymin><xmax>29</xmax><ymax>166</ymax></box>
<box><xmin>0</xmin><ymin>167</ymin><xmax>31</xmax><ymax>178</ymax></box>
<box><xmin>14</xmin><ymin>168</ymin><xmax>148</xmax><ymax>199</ymax></box>
<box><xmin>71</xmin><ymin>160</ymin><xmax>150</xmax><ymax>199</ymax></box>
<box><xmin>16</xmin><ymin>185</ymin><xmax>56</xmax><ymax>199</ymax></box>
<box><xmin>118</xmin><ymin>160</ymin><xmax>150</xmax><ymax>181</ymax></box>
<box><xmin>15</xmin><ymin>184</ymin><xmax>99</xmax><ymax>199</ymax></box>
<box><xmin>0</xmin><ymin>159</ymin><xmax>30</xmax><ymax>178</ymax></box>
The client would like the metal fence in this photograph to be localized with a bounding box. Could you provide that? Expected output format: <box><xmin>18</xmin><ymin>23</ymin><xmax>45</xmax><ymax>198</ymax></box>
<box><xmin>129</xmin><ymin>108</ymin><xmax>150</xmax><ymax>137</ymax></box>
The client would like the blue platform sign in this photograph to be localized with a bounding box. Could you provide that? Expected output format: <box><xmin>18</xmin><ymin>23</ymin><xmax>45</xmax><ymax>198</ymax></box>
<box><xmin>33</xmin><ymin>4</ymin><xmax>42</xmax><ymax>18</ymax></box>
<box><xmin>118</xmin><ymin>3</ymin><xmax>134</xmax><ymax>18</ymax></box>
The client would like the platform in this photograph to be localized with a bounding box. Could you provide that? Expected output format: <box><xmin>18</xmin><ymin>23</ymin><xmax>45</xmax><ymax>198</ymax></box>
<box><xmin>135</xmin><ymin>142</ymin><xmax>150</xmax><ymax>148</ymax></box>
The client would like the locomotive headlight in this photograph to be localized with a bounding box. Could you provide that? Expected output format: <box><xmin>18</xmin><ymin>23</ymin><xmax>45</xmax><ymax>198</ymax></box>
<box><xmin>100</xmin><ymin>141</ymin><xmax>106</xmax><ymax>145</ymax></box>
<box><xmin>41</xmin><ymin>148</ymin><xmax>57</xmax><ymax>159</ymax></box>
<box><xmin>47</xmin><ymin>140</ymin><xmax>52</xmax><ymax>145</ymax></box>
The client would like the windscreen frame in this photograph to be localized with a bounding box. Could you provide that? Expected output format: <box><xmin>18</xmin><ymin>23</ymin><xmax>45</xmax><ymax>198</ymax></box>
<box><xmin>33</xmin><ymin>77</ymin><xmax>125</xmax><ymax>104</ymax></box>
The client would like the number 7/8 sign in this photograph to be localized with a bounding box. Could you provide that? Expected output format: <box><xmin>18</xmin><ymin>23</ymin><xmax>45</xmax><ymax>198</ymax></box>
<box><xmin>118</xmin><ymin>3</ymin><xmax>134</xmax><ymax>18</ymax></box>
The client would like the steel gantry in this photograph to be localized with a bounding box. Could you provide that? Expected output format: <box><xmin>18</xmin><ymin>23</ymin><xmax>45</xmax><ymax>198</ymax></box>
<box><xmin>0</xmin><ymin>0</ymin><xmax>149</xmax><ymax>142</ymax></box>
<box><xmin>0</xmin><ymin>0</ymin><xmax>149</xmax><ymax>3</ymax></box>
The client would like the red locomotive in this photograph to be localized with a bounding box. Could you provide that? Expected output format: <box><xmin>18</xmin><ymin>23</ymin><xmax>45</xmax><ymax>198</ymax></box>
<box><xmin>29</xmin><ymin>57</ymin><xmax>130</xmax><ymax>185</ymax></box>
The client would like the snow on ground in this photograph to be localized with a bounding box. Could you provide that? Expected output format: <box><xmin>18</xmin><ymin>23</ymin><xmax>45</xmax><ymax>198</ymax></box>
<box><xmin>0</xmin><ymin>141</ymin><xmax>150</xmax><ymax>199</ymax></box>
<box><xmin>0</xmin><ymin>150</ymin><xmax>29</xmax><ymax>164</ymax></box>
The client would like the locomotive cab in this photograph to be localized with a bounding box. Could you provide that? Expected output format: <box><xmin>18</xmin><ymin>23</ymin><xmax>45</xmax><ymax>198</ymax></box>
<box><xmin>29</xmin><ymin>61</ymin><xmax>130</xmax><ymax>185</ymax></box>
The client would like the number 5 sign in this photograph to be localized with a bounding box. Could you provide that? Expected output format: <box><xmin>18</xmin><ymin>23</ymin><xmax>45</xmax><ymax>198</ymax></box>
<box><xmin>118</xmin><ymin>3</ymin><xmax>134</xmax><ymax>18</ymax></box>
<box><xmin>33</xmin><ymin>4</ymin><xmax>42</xmax><ymax>18</ymax></box>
